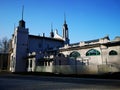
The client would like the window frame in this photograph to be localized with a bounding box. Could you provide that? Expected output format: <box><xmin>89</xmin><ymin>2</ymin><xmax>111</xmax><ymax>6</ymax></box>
<box><xmin>109</xmin><ymin>50</ymin><xmax>118</xmax><ymax>55</ymax></box>
<box><xmin>86</xmin><ymin>49</ymin><xmax>100</xmax><ymax>56</ymax></box>
<box><xmin>69</xmin><ymin>51</ymin><xmax>80</xmax><ymax>59</ymax></box>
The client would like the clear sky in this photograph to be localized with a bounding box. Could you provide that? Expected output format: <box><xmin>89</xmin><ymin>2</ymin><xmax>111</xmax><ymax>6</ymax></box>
<box><xmin>0</xmin><ymin>0</ymin><xmax>120</xmax><ymax>43</ymax></box>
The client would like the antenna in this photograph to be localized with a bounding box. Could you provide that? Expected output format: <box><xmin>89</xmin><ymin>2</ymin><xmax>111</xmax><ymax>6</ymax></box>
<box><xmin>22</xmin><ymin>5</ymin><xmax>24</xmax><ymax>20</ymax></box>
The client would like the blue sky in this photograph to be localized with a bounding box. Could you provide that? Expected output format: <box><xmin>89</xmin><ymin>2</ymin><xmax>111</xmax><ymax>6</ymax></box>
<box><xmin>0</xmin><ymin>0</ymin><xmax>120</xmax><ymax>43</ymax></box>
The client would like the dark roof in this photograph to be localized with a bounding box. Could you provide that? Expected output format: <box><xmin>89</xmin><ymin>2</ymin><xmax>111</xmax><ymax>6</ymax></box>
<box><xmin>29</xmin><ymin>35</ymin><xmax>64</xmax><ymax>42</ymax></box>
<box><xmin>60</xmin><ymin>40</ymin><xmax>120</xmax><ymax>52</ymax></box>
<box><xmin>69</xmin><ymin>38</ymin><xmax>100</xmax><ymax>46</ymax></box>
<box><xmin>84</xmin><ymin>36</ymin><xmax>110</xmax><ymax>43</ymax></box>
<box><xmin>69</xmin><ymin>42</ymin><xmax>79</xmax><ymax>46</ymax></box>
<box><xmin>85</xmin><ymin>39</ymin><xmax>99</xmax><ymax>43</ymax></box>
<box><xmin>103</xmin><ymin>41</ymin><xmax>120</xmax><ymax>47</ymax></box>
<box><xmin>84</xmin><ymin>36</ymin><xmax>109</xmax><ymax>44</ymax></box>
<box><xmin>60</xmin><ymin>44</ymin><xmax>101</xmax><ymax>52</ymax></box>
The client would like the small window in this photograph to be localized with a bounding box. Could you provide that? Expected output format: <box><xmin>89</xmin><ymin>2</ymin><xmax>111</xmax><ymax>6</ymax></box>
<box><xmin>14</xmin><ymin>36</ymin><xmax>16</xmax><ymax>44</ymax></box>
<box><xmin>109</xmin><ymin>50</ymin><xmax>118</xmax><ymax>55</ymax></box>
<box><xmin>30</xmin><ymin>60</ymin><xmax>32</xmax><ymax>68</ymax></box>
<box><xmin>86</xmin><ymin>49</ymin><xmax>100</xmax><ymax>56</ymax></box>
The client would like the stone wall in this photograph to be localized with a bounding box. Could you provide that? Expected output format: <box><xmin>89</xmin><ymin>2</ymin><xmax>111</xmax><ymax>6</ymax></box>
<box><xmin>35</xmin><ymin>64</ymin><xmax>120</xmax><ymax>74</ymax></box>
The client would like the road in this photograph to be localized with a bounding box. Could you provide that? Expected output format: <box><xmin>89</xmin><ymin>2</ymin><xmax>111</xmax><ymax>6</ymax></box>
<box><xmin>0</xmin><ymin>74</ymin><xmax>120</xmax><ymax>90</ymax></box>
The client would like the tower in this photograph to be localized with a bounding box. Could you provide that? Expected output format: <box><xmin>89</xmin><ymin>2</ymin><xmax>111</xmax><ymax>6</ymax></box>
<box><xmin>10</xmin><ymin>6</ymin><xmax>29</xmax><ymax>72</ymax></box>
<box><xmin>63</xmin><ymin>14</ymin><xmax>69</xmax><ymax>44</ymax></box>
<box><xmin>50</xmin><ymin>23</ymin><xmax>54</xmax><ymax>38</ymax></box>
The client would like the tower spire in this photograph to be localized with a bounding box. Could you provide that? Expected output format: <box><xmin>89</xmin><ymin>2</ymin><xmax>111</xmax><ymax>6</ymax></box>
<box><xmin>19</xmin><ymin>5</ymin><xmax>25</xmax><ymax>28</ymax></box>
<box><xmin>51</xmin><ymin>23</ymin><xmax>53</xmax><ymax>32</ymax></box>
<box><xmin>63</xmin><ymin>13</ymin><xmax>69</xmax><ymax>44</ymax></box>
<box><xmin>64</xmin><ymin>13</ymin><xmax>66</xmax><ymax>24</ymax></box>
<box><xmin>22</xmin><ymin>5</ymin><xmax>24</xmax><ymax>20</ymax></box>
<box><xmin>50</xmin><ymin>23</ymin><xmax>54</xmax><ymax>38</ymax></box>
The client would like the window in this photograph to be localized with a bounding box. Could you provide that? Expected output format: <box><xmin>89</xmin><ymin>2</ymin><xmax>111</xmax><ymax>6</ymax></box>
<box><xmin>14</xmin><ymin>36</ymin><xmax>16</xmax><ymax>44</ymax></box>
<box><xmin>109</xmin><ymin>50</ymin><xmax>118</xmax><ymax>55</ymax></box>
<box><xmin>30</xmin><ymin>60</ymin><xmax>32</xmax><ymax>68</ymax></box>
<box><xmin>57</xmin><ymin>53</ymin><xmax>65</xmax><ymax>57</ymax></box>
<box><xmin>86</xmin><ymin>49</ymin><xmax>100</xmax><ymax>56</ymax></box>
<box><xmin>70</xmin><ymin>51</ymin><xmax>80</xmax><ymax>59</ymax></box>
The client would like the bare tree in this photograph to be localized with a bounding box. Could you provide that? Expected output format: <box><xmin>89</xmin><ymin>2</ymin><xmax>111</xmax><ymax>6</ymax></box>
<box><xmin>0</xmin><ymin>37</ymin><xmax>9</xmax><ymax>53</ymax></box>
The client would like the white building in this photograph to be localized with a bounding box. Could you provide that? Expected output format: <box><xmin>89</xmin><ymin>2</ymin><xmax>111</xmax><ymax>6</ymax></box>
<box><xmin>9</xmin><ymin>15</ymin><xmax>69</xmax><ymax>72</ymax></box>
<box><xmin>9</xmin><ymin>16</ymin><xmax>120</xmax><ymax>73</ymax></box>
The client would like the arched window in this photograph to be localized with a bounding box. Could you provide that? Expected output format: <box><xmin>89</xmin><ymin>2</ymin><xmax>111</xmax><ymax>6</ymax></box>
<box><xmin>109</xmin><ymin>50</ymin><xmax>118</xmax><ymax>55</ymax></box>
<box><xmin>86</xmin><ymin>49</ymin><xmax>100</xmax><ymax>56</ymax></box>
<box><xmin>69</xmin><ymin>51</ymin><xmax>80</xmax><ymax>59</ymax></box>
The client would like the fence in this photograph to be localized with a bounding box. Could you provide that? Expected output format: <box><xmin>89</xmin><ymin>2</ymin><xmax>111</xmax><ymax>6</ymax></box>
<box><xmin>35</xmin><ymin>64</ymin><xmax>120</xmax><ymax>75</ymax></box>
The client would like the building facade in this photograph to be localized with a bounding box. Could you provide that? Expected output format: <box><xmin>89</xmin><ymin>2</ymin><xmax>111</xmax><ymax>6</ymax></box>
<box><xmin>9</xmin><ymin>16</ymin><xmax>120</xmax><ymax>73</ymax></box>
<box><xmin>59</xmin><ymin>36</ymin><xmax>120</xmax><ymax>66</ymax></box>
<box><xmin>9</xmin><ymin>16</ymin><xmax>70</xmax><ymax>72</ymax></box>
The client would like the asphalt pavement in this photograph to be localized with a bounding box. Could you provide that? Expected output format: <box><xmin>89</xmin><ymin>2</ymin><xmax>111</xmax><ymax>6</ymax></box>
<box><xmin>0</xmin><ymin>74</ymin><xmax>120</xmax><ymax>90</ymax></box>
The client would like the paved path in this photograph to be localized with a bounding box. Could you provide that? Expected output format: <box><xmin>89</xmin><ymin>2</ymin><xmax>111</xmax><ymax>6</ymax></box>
<box><xmin>0</xmin><ymin>74</ymin><xmax>120</xmax><ymax>90</ymax></box>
